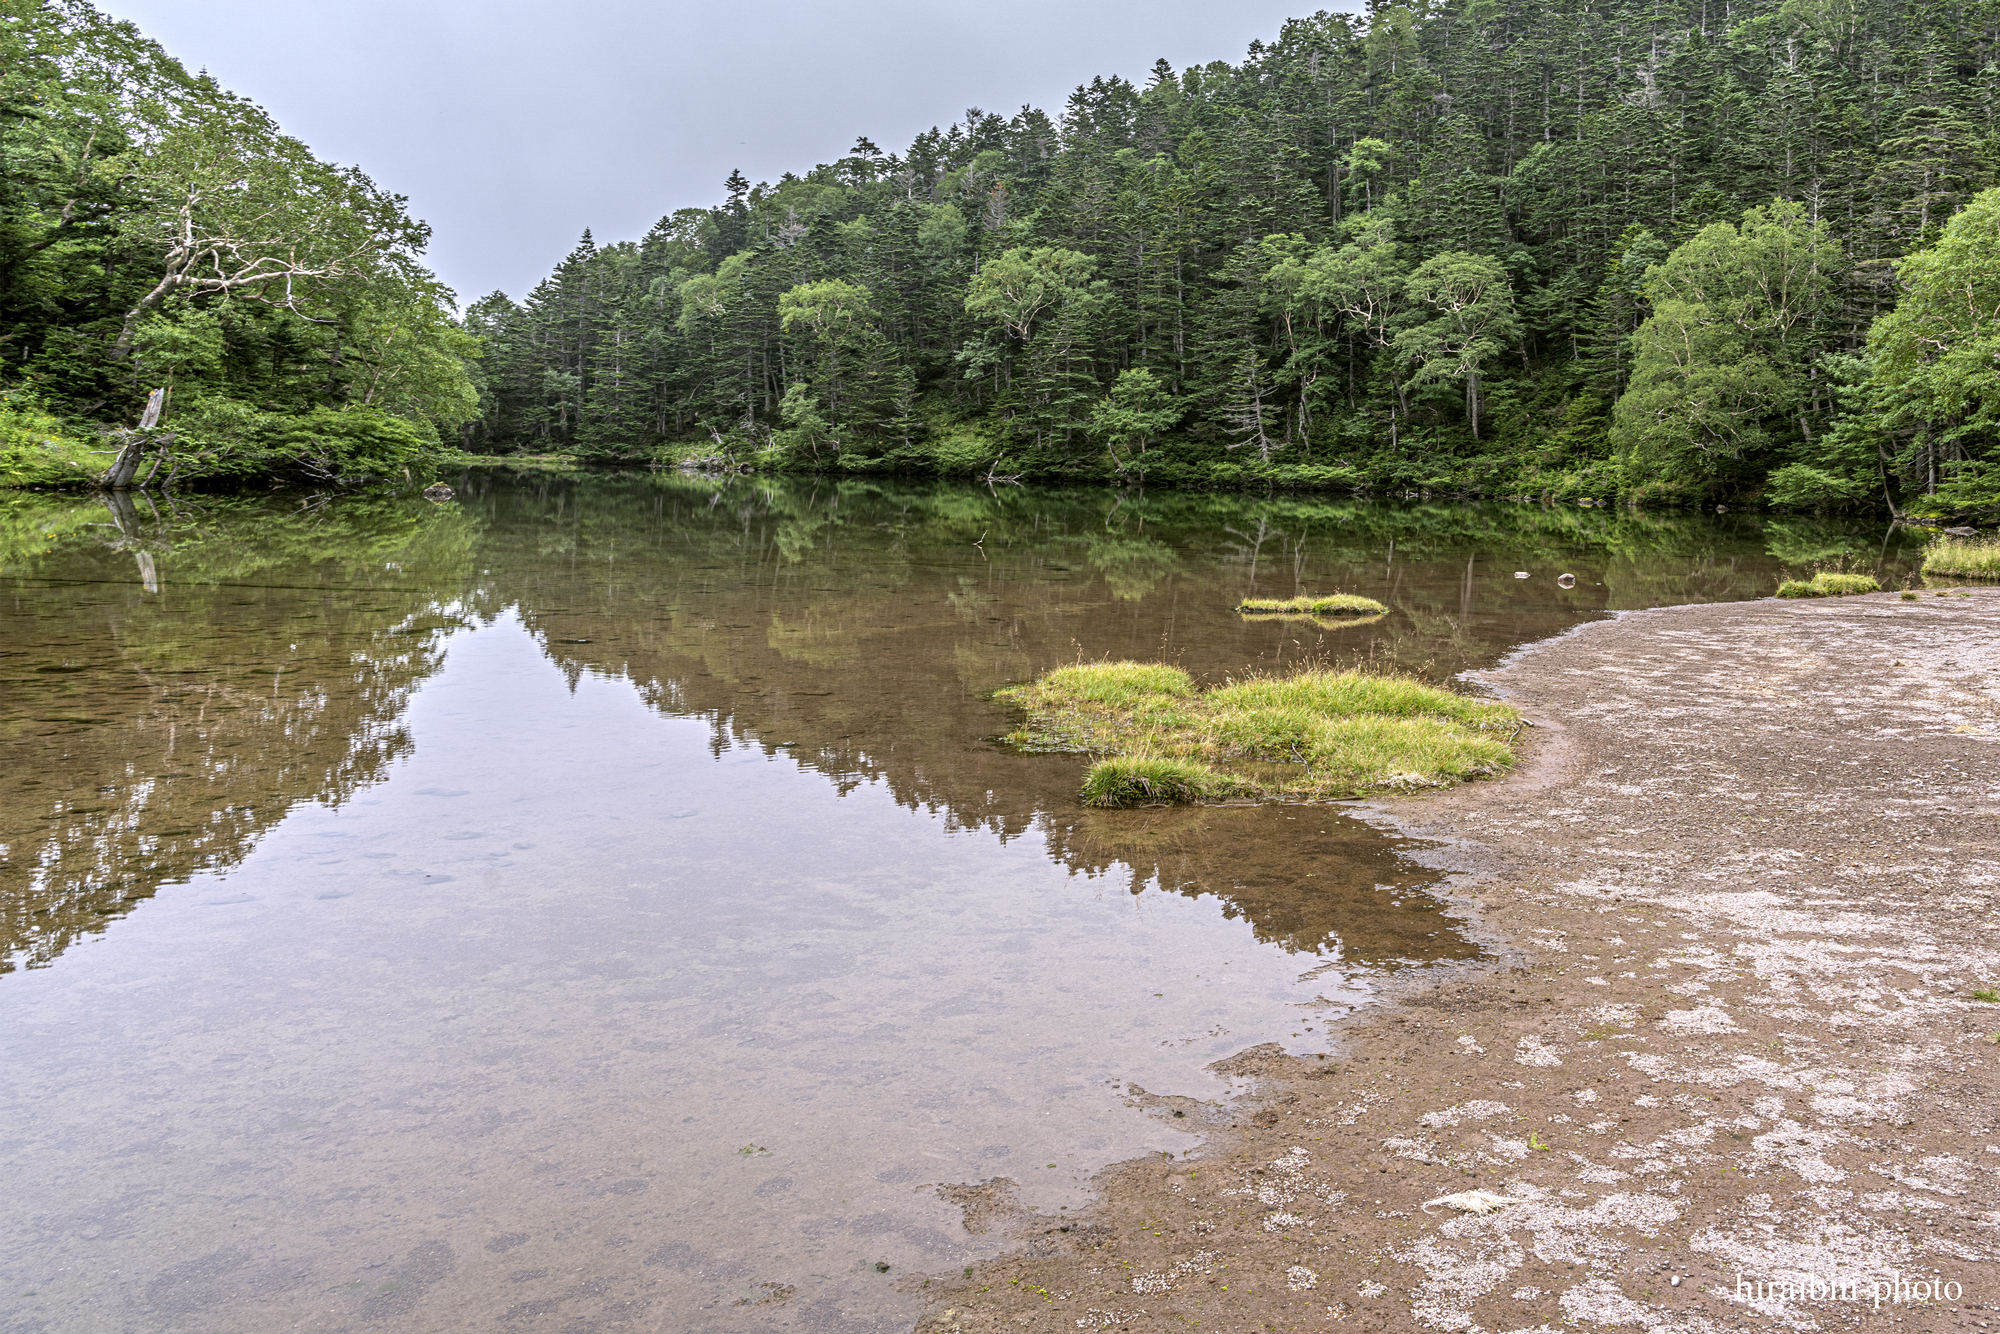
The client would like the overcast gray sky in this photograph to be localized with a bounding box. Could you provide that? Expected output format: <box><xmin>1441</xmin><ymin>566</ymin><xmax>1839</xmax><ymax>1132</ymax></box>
<box><xmin>100</xmin><ymin>0</ymin><xmax>1339</xmax><ymax>303</ymax></box>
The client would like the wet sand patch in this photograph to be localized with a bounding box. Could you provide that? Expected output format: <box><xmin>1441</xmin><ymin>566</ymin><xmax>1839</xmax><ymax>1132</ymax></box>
<box><xmin>934</xmin><ymin>587</ymin><xmax>2000</xmax><ymax>1332</ymax></box>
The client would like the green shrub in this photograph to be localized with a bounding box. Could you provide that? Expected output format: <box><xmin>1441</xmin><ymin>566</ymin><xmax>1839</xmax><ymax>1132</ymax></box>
<box><xmin>1765</xmin><ymin>463</ymin><xmax>1865</xmax><ymax>511</ymax></box>
<box><xmin>0</xmin><ymin>398</ymin><xmax>106</xmax><ymax>487</ymax></box>
<box><xmin>166</xmin><ymin>397</ymin><xmax>441</xmax><ymax>483</ymax></box>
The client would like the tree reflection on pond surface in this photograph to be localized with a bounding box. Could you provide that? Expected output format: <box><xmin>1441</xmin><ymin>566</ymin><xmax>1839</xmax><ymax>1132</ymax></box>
<box><xmin>0</xmin><ymin>475</ymin><xmax>1925</xmax><ymax>1332</ymax></box>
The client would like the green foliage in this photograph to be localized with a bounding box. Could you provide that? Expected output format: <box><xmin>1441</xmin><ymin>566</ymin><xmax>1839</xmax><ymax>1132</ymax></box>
<box><xmin>469</xmin><ymin>1</ymin><xmax>1995</xmax><ymax>498</ymax></box>
<box><xmin>1775</xmin><ymin>571</ymin><xmax>1881</xmax><ymax>597</ymax></box>
<box><xmin>965</xmin><ymin>249</ymin><xmax>1100</xmax><ymax>342</ymax></box>
<box><xmin>1765</xmin><ymin>463</ymin><xmax>1865</xmax><ymax>511</ymax></box>
<box><xmin>12</xmin><ymin>0</ymin><xmax>1957</xmax><ymax>506</ymax></box>
<box><xmin>1089</xmin><ymin>369</ymin><xmax>1186</xmax><ymax>478</ymax></box>
<box><xmin>1868</xmin><ymin>188</ymin><xmax>2000</xmax><ymax>518</ymax></box>
<box><xmin>1613</xmin><ymin>202</ymin><xmax>1839</xmax><ymax>498</ymax></box>
<box><xmin>162</xmin><ymin>399</ymin><xmax>439</xmax><ymax>482</ymax></box>
<box><xmin>767</xmin><ymin>382</ymin><xmax>841</xmax><ymax>467</ymax></box>
<box><xmin>1393</xmin><ymin>252</ymin><xmax>1520</xmax><ymax>440</ymax></box>
<box><xmin>0</xmin><ymin>1</ymin><xmax>475</xmax><ymax>489</ymax></box>
<box><xmin>0</xmin><ymin>397</ymin><xmax>106</xmax><ymax>486</ymax></box>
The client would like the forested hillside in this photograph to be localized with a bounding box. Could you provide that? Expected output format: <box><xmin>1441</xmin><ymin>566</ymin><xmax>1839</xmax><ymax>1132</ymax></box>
<box><xmin>0</xmin><ymin>1</ymin><xmax>478</xmax><ymax>488</ymax></box>
<box><xmin>469</xmin><ymin>0</ymin><xmax>2000</xmax><ymax>515</ymax></box>
<box><xmin>4</xmin><ymin>0</ymin><xmax>1998</xmax><ymax>514</ymax></box>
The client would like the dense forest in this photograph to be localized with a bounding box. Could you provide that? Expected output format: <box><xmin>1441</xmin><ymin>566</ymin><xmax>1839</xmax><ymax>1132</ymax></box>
<box><xmin>465</xmin><ymin>0</ymin><xmax>2000</xmax><ymax>515</ymax></box>
<box><xmin>0</xmin><ymin>0</ymin><xmax>479</xmax><ymax>487</ymax></box>
<box><xmin>2</xmin><ymin>0</ymin><xmax>1999</xmax><ymax>516</ymax></box>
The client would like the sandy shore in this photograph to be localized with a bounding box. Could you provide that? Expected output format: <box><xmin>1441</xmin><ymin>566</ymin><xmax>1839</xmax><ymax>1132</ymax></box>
<box><xmin>924</xmin><ymin>586</ymin><xmax>2000</xmax><ymax>1334</ymax></box>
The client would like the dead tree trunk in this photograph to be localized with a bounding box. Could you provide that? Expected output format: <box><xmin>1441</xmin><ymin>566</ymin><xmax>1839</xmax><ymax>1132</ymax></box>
<box><xmin>98</xmin><ymin>390</ymin><xmax>168</xmax><ymax>490</ymax></box>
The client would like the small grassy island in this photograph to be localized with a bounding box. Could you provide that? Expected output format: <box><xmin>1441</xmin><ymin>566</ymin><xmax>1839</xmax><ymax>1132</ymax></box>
<box><xmin>1775</xmin><ymin>571</ymin><xmax>1882</xmax><ymax>598</ymax></box>
<box><xmin>1236</xmin><ymin>594</ymin><xmax>1389</xmax><ymax>619</ymax></box>
<box><xmin>1000</xmin><ymin>661</ymin><xmax>1518</xmax><ymax>807</ymax></box>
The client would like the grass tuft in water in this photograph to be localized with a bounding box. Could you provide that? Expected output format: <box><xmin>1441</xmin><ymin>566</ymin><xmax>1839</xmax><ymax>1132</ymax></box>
<box><xmin>1081</xmin><ymin>756</ymin><xmax>1245</xmax><ymax>807</ymax></box>
<box><xmin>1923</xmin><ymin>535</ymin><xmax>2000</xmax><ymax>580</ymax></box>
<box><xmin>1775</xmin><ymin>571</ymin><xmax>1881</xmax><ymax>598</ymax></box>
<box><xmin>1000</xmin><ymin>660</ymin><xmax>1518</xmax><ymax>806</ymax></box>
<box><xmin>1237</xmin><ymin>593</ymin><xmax>1389</xmax><ymax>616</ymax></box>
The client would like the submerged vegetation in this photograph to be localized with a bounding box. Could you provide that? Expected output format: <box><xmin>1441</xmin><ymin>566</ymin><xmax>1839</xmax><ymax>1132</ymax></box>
<box><xmin>1238</xmin><ymin>594</ymin><xmax>1387</xmax><ymax>616</ymax></box>
<box><xmin>1000</xmin><ymin>661</ymin><xmax>1517</xmax><ymax>806</ymax></box>
<box><xmin>1775</xmin><ymin>571</ymin><xmax>1883</xmax><ymax>598</ymax></box>
<box><xmin>1923</xmin><ymin>536</ymin><xmax>2000</xmax><ymax>579</ymax></box>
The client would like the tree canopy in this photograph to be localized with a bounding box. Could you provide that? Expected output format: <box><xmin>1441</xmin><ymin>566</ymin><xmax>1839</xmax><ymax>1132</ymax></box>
<box><xmin>0</xmin><ymin>0</ymin><xmax>476</xmax><ymax>484</ymax></box>
<box><xmin>9</xmin><ymin>0</ymin><xmax>2000</xmax><ymax>512</ymax></box>
<box><xmin>457</xmin><ymin>0</ymin><xmax>2000</xmax><ymax>511</ymax></box>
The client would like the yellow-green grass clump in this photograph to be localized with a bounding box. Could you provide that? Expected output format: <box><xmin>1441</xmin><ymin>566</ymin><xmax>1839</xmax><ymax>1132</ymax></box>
<box><xmin>999</xmin><ymin>660</ymin><xmax>1518</xmax><ymax>807</ymax></box>
<box><xmin>1237</xmin><ymin>593</ymin><xmax>1388</xmax><ymax>616</ymax></box>
<box><xmin>1923</xmin><ymin>535</ymin><xmax>2000</xmax><ymax>580</ymax></box>
<box><xmin>1080</xmin><ymin>756</ymin><xmax>1249</xmax><ymax>806</ymax></box>
<box><xmin>1775</xmin><ymin>571</ymin><xmax>1881</xmax><ymax>598</ymax></box>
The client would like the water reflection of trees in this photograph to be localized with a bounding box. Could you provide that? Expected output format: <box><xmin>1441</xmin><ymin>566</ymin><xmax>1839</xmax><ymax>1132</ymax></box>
<box><xmin>456</xmin><ymin>472</ymin><xmax>1920</xmax><ymax>960</ymax></box>
<box><xmin>0</xmin><ymin>473</ymin><xmax>1928</xmax><ymax>973</ymax></box>
<box><xmin>0</xmin><ymin>492</ymin><xmax>476</xmax><ymax>972</ymax></box>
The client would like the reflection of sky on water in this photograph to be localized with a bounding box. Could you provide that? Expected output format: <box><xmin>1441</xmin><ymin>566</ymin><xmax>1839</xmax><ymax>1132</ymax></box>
<box><xmin>0</xmin><ymin>611</ymin><xmax>1386</xmax><ymax>1332</ymax></box>
<box><xmin>1</xmin><ymin>476</ymin><xmax>1928</xmax><ymax>1332</ymax></box>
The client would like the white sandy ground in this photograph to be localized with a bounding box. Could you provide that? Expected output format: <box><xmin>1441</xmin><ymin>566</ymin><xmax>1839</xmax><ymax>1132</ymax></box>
<box><xmin>929</xmin><ymin>587</ymin><xmax>2000</xmax><ymax>1334</ymax></box>
<box><xmin>1363</xmin><ymin>586</ymin><xmax>2000</xmax><ymax>1332</ymax></box>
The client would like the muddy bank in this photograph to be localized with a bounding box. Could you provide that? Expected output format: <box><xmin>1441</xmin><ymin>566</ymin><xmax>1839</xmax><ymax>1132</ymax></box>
<box><xmin>924</xmin><ymin>588</ymin><xmax>2000</xmax><ymax>1333</ymax></box>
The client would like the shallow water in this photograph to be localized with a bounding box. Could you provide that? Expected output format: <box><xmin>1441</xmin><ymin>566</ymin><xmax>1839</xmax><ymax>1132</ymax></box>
<box><xmin>0</xmin><ymin>477</ymin><xmax>1923</xmax><ymax>1331</ymax></box>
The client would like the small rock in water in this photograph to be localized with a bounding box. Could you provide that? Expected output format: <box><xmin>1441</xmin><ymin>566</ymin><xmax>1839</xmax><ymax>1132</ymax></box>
<box><xmin>1943</xmin><ymin>525</ymin><xmax>1977</xmax><ymax>536</ymax></box>
<box><xmin>423</xmin><ymin>483</ymin><xmax>455</xmax><ymax>502</ymax></box>
<box><xmin>1514</xmin><ymin>571</ymin><xmax>1529</xmax><ymax>579</ymax></box>
<box><xmin>1556</xmin><ymin>573</ymin><xmax>1577</xmax><ymax>588</ymax></box>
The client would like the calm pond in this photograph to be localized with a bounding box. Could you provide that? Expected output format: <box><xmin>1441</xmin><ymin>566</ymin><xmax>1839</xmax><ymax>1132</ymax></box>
<box><xmin>0</xmin><ymin>474</ymin><xmax>1923</xmax><ymax>1332</ymax></box>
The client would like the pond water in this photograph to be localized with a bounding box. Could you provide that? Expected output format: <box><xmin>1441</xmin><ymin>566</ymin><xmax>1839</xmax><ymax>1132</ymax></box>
<box><xmin>0</xmin><ymin>475</ymin><xmax>1923</xmax><ymax>1332</ymax></box>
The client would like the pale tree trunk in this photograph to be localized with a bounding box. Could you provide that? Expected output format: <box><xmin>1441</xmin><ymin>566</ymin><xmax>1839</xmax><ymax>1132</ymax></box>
<box><xmin>101</xmin><ymin>434</ymin><xmax>147</xmax><ymax>488</ymax></box>
<box><xmin>110</xmin><ymin>273</ymin><xmax>180</xmax><ymax>360</ymax></box>
<box><xmin>99</xmin><ymin>390</ymin><xmax>169</xmax><ymax>489</ymax></box>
